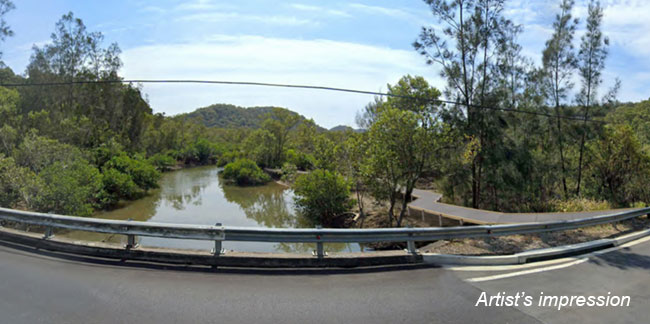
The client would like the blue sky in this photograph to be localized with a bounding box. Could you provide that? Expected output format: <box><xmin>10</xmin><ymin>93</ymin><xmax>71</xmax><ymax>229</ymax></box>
<box><xmin>2</xmin><ymin>0</ymin><xmax>649</xmax><ymax>128</ymax></box>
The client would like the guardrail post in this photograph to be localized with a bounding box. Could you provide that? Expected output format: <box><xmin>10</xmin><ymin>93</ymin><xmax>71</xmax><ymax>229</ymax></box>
<box><xmin>126</xmin><ymin>234</ymin><xmax>137</xmax><ymax>249</ymax></box>
<box><xmin>313</xmin><ymin>225</ymin><xmax>326</xmax><ymax>258</ymax></box>
<box><xmin>406</xmin><ymin>225</ymin><xmax>417</xmax><ymax>254</ymax></box>
<box><xmin>43</xmin><ymin>226</ymin><xmax>53</xmax><ymax>239</ymax></box>
<box><xmin>212</xmin><ymin>223</ymin><xmax>225</xmax><ymax>256</ymax></box>
<box><xmin>125</xmin><ymin>218</ymin><xmax>138</xmax><ymax>249</ymax></box>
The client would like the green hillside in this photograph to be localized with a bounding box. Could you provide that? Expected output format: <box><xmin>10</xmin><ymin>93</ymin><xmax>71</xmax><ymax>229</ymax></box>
<box><xmin>178</xmin><ymin>104</ymin><xmax>326</xmax><ymax>131</ymax></box>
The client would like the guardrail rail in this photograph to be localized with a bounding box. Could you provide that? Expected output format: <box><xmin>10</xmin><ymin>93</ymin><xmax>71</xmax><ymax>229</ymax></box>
<box><xmin>1</xmin><ymin>206</ymin><xmax>649</xmax><ymax>258</ymax></box>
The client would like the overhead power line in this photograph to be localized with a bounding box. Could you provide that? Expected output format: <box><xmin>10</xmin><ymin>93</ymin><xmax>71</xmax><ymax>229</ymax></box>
<box><xmin>0</xmin><ymin>79</ymin><xmax>603</xmax><ymax>123</ymax></box>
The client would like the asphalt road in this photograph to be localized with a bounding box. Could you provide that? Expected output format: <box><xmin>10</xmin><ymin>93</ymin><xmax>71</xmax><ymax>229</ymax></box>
<box><xmin>460</xmin><ymin>237</ymin><xmax>650</xmax><ymax>324</ymax></box>
<box><xmin>0</xmin><ymin>237</ymin><xmax>649</xmax><ymax>324</ymax></box>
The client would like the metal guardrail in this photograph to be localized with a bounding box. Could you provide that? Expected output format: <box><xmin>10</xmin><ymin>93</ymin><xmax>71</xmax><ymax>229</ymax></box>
<box><xmin>0</xmin><ymin>206</ymin><xmax>649</xmax><ymax>258</ymax></box>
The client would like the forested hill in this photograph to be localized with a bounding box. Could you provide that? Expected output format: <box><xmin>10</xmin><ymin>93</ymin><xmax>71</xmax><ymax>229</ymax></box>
<box><xmin>329</xmin><ymin>125</ymin><xmax>364</xmax><ymax>133</ymax></box>
<box><xmin>178</xmin><ymin>104</ymin><xmax>326</xmax><ymax>131</ymax></box>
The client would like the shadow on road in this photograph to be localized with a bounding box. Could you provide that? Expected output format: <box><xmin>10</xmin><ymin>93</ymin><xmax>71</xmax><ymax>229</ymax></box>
<box><xmin>587</xmin><ymin>247</ymin><xmax>650</xmax><ymax>270</ymax></box>
<box><xmin>0</xmin><ymin>239</ymin><xmax>439</xmax><ymax>276</ymax></box>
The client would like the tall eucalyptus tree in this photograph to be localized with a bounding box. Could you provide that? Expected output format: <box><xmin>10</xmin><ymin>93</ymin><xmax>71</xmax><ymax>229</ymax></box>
<box><xmin>541</xmin><ymin>0</ymin><xmax>579</xmax><ymax>199</ymax></box>
<box><xmin>575</xmin><ymin>0</ymin><xmax>609</xmax><ymax>196</ymax></box>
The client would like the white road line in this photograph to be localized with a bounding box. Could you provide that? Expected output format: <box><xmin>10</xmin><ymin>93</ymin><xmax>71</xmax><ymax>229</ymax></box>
<box><xmin>445</xmin><ymin>257</ymin><xmax>577</xmax><ymax>272</ymax></box>
<box><xmin>464</xmin><ymin>234</ymin><xmax>650</xmax><ymax>282</ymax></box>
<box><xmin>465</xmin><ymin>259</ymin><xmax>588</xmax><ymax>282</ymax></box>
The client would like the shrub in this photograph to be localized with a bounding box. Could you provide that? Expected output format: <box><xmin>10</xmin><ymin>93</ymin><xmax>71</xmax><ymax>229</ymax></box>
<box><xmin>14</xmin><ymin>132</ymin><xmax>84</xmax><ymax>173</ymax></box>
<box><xmin>179</xmin><ymin>139</ymin><xmax>223</xmax><ymax>165</ymax></box>
<box><xmin>280</xmin><ymin>162</ymin><xmax>298</xmax><ymax>183</ymax></box>
<box><xmin>148</xmin><ymin>153</ymin><xmax>176</xmax><ymax>171</ymax></box>
<box><xmin>104</xmin><ymin>154</ymin><xmax>161</xmax><ymax>191</ymax></box>
<box><xmin>217</xmin><ymin>150</ymin><xmax>242</xmax><ymax>167</ymax></box>
<box><xmin>549</xmin><ymin>198</ymin><xmax>612</xmax><ymax>212</ymax></box>
<box><xmin>33</xmin><ymin>159</ymin><xmax>102</xmax><ymax>217</ymax></box>
<box><xmin>221</xmin><ymin>158</ymin><xmax>271</xmax><ymax>185</ymax></box>
<box><xmin>98</xmin><ymin>167</ymin><xmax>140</xmax><ymax>206</ymax></box>
<box><xmin>287</xmin><ymin>150</ymin><xmax>315</xmax><ymax>171</ymax></box>
<box><xmin>0</xmin><ymin>155</ymin><xmax>37</xmax><ymax>208</ymax></box>
<box><xmin>93</xmin><ymin>138</ymin><xmax>125</xmax><ymax>168</ymax></box>
<box><xmin>293</xmin><ymin>169</ymin><xmax>353</xmax><ymax>226</ymax></box>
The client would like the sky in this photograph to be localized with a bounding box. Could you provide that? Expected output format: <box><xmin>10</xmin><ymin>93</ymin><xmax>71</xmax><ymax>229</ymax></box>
<box><xmin>2</xmin><ymin>0</ymin><xmax>650</xmax><ymax>129</ymax></box>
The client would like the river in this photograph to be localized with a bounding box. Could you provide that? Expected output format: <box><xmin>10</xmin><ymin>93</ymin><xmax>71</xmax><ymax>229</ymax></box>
<box><xmin>63</xmin><ymin>165</ymin><xmax>359</xmax><ymax>253</ymax></box>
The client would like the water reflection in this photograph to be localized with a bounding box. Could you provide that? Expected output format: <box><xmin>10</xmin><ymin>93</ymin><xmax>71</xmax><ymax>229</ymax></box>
<box><xmin>61</xmin><ymin>165</ymin><xmax>359</xmax><ymax>253</ymax></box>
<box><xmin>220</xmin><ymin>179</ymin><xmax>310</xmax><ymax>228</ymax></box>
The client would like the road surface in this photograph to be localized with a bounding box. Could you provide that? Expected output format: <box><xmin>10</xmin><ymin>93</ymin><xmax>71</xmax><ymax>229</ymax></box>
<box><xmin>0</xmin><ymin>236</ymin><xmax>648</xmax><ymax>323</ymax></box>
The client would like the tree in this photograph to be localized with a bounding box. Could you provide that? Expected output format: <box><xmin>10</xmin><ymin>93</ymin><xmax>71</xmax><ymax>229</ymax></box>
<box><xmin>414</xmin><ymin>0</ymin><xmax>512</xmax><ymax>208</ymax></box>
<box><xmin>20</xmin><ymin>12</ymin><xmax>150</xmax><ymax>151</ymax></box>
<box><xmin>575</xmin><ymin>0</ymin><xmax>609</xmax><ymax>196</ymax></box>
<box><xmin>0</xmin><ymin>0</ymin><xmax>14</xmax><ymax>61</ymax></box>
<box><xmin>103</xmin><ymin>154</ymin><xmax>160</xmax><ymax>191</ymax></box>
<box><xmin>0</xmin><ymin>155</ymin><xmax>37</xmax><ymax>208</ymax></box>
<box><xmin>293</xmin><ymin>169</ymin><xmax>353</xmax><ymax>227</ymax></box>
<box><xmin>261</xmin><ymin>108</ymin><xmax>300</xmax><ymax>167</ymax></box>
<box><xmin>366</xmin><ymin>107</ymin><xmax>448</xmax><ymax>226</ymax></box>
<box><xmin>14</xmin><ymin>132</ymin><xmax>84</xmax><ymax>173</ymax></box>
<box><xmin>337</xmin><ymin>134</ymin><xmax>370</xmax><ymax>225</ymax></box>
<box><xmin>33</xmin><ymin>159</ymin><xmax>102</xmax><ymax>217</ymax></box>
<box><xmin>221</xmin><ymin>158</ymin><xmax>271</xmax><ymax>186</ymax></box>
<box><xmin>586</xmin><ymin>125</ymin><xmax>650</xmax><ymax>206</ymax></box>
<box><xmin>541</xmin><ymin>0</ymin><xmax>579</xmax><ymax>199</ymax></box>
<box><xmin>243</xmin><ymin>128</ymin><xmax>275</xmax><ymax>167</ymax></box>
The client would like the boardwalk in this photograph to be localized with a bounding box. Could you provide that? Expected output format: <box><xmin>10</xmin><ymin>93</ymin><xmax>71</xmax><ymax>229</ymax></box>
<box><xmin>408</xmin><ymin>189</ymin><xmax>640</xmax><ymax>225</ymax></box>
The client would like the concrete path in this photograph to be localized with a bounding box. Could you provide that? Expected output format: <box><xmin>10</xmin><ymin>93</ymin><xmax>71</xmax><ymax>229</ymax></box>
<box><xmin>408</xmin><ymin>189</ymin><xmax>642</xmax><ymax>225</ymax></box>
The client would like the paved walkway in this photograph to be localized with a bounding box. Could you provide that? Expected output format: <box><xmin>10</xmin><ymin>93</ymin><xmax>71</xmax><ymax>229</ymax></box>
<box><xmin>408</xmin><ymin>189</ymin><xmax>641</xmax><ymax>225</ymax></box>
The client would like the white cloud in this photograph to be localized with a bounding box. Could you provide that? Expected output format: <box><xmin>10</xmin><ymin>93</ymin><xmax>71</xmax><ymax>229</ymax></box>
<box><xmin>289</xmin><ymin>3</ymin><xmax>351</xmax><ymax>17</ymax></box>
<box><xmin>176</xmin><ymin>12</ymin><xmax>314</xmax><ymax>26</ymax></box>
<box><xmin>174</xmin><ymin>0</ymin><xmax>233</xmax><ymax>11</ymax></box>
<box><xmin>348</xmin><ymin>3</ymin><xmax>430</xmax><ymax>26</ymax></box>
<box><xmin>121</xmin><ymin>36</ymin><xmax>443</xmax><ymax>128</ymax></box>
<box><xmin>349</xmin><ymin>3</ymin><xmax>408</xmax><ymax>18</ymax></box>
<box><xmin>599</xmin><ymin>0</ymin><xmax>650</xmax><ymax>57</ymax></box>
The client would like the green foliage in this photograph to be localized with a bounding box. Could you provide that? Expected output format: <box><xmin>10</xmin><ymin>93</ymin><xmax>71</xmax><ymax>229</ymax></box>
<box><xmin>147</xmin><ymin>153</ymin><xmax>176</xmax><ymax>171</ymax></box>
<box><xmin>293</xmin><ymin>170</ymin><xmax>353</xmax><ymax>227</ymax></box>
<box><xmin>362</xmin><ymin>76</ymin><xmax>446</xmax><ymax>226</ymax></box>
<box><xmin>221</xmin><ymin>158</ymin><xmax>271</xmax><ymax>186</ymax></box>
<box><xmin>0</xmin><ymin>155</ymin><xmax>36</xmax><ymax>208</ymax></box>
<box><xmin>180</xmin><ymin>104</ymin><xmax>322</xmax><ymax>130</ymax></box>
<box><xmin>217</xmin><ymin>150</ymin><xmax>243</xmax><ymax>167</ymax></box>
<box><xmin>104</xmin><ymin>154</ymin><xmax>160</xmax><ymax>191</ymax></box>
<box><xmin>242</xmin><ymin>128</ymin><xmax>275</xmax><ymax>167</ymax></box>
<box><xmin>0</xmin><ymin>86</ymin><xmax>19</xmax><ymax>121</ymax></box>
<box><xmin>286</xmin><ymin>149</ymin><xmax>315</xmax><ymax>171</ymax></box>
<box><xmin>15</xmin><ymin>132</ymin><xmax>84</xmax><ymax>173</ymax></box>
<box><xmin>0</xmin><ymin>0</ymin><xmax>15</xmax><ymax>59</ymax></box>
<box><xmin>549</xmin><ymin>198</ymin><xmax>612</xmax><ymax>213</ymax></box>
<box><xmin>607</xmin><ymin>99</ymin><xmax>650</xmax><ymax>151</ymax></box>
<box><xmin>280</xmin><ymin>162</ymin><xmax>298</xmax><ymax>184</ymax></box>
<box><xmin>178</xmin><ymin>138</ymin><xmax>223</xmax><ymax>165</ymax></box>
<box><xmin>313</xmin><ymin>136</ymin><xmax>337</xmax><ymax>171</ymax></box>
<box><xmin>0</xmin><ymin>123</ymin><xmax>17</xmax><ymax>156</ymax></box>
<box><xmin>98</xmin><ymin>167</ymin><xmax>140</xmax><ymax>206</ymax></box>
<box><xmin>260</xmin><ymin>108</ymin><xmax>301</xmax><ymax>167</ymax></box>
<box><xmin>584</xmin><ymin>125</ymin><xmax>650</xmax><ymax>207</ymax></box>
<box><xmin>93</xmin><ymin>138</ymin><xmax>125</xmax><ymax>168</ymax></box>
<box><xmin>32</xmin><ymin>159</ymin><xmax>102</xmax><ymax>217</ymax></box>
